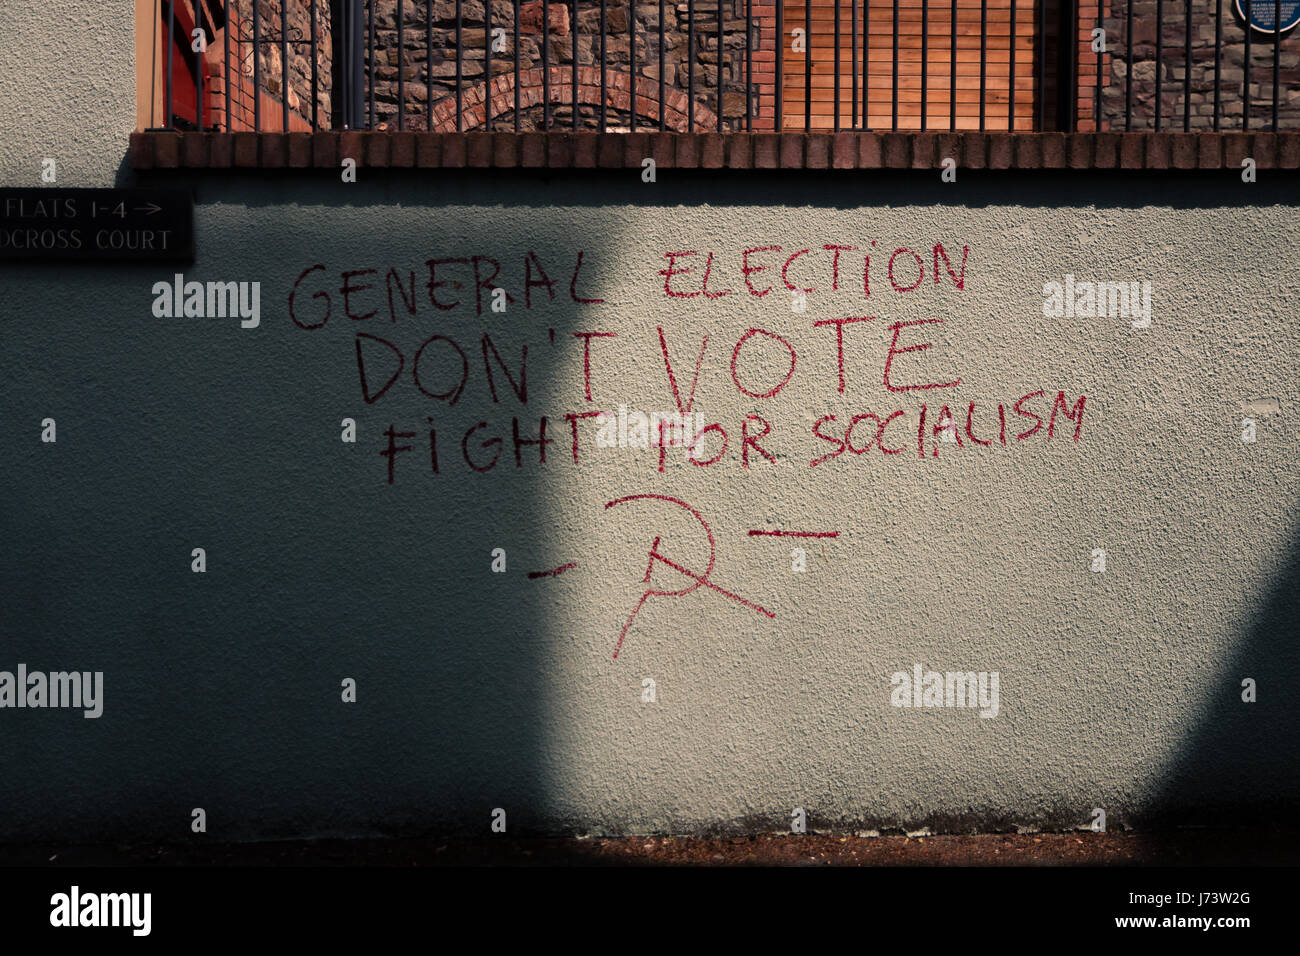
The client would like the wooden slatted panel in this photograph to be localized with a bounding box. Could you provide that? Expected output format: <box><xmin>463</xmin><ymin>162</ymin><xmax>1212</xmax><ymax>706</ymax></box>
<box><xmin>783</xmin><ymin>0</ymin><xmax>1039</xmax><ymax>131</ymax></box>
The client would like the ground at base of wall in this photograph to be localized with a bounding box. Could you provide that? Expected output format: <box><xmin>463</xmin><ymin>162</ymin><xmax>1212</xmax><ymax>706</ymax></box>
<box><xmin>5</xmin><ymin>829</ymin><xmax>1296</xmax><ymax>866</ymax></box>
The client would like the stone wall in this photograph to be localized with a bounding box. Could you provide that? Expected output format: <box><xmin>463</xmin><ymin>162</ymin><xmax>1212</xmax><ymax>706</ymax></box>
<box><xmin>1098</xmin><ymin>3</ymin><xmax>1300</xmax><ymax>130</ymax></box>
<box><xmin>211</xmin><ymin>0</ymin><xmax>333</xmax><ymax>131</ymax></box>
<box><xmin>364</xmin><ymin>0</ymin><xmax>771</xmax><ymax>131</ymax></box>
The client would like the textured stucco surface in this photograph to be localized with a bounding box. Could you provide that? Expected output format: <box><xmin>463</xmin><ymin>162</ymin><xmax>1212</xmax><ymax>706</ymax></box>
<box><xmin>0</xmin><ymin>2</ymin><xmax>136</xmax><ymax>188</ymax></box>
<box><xmin>1</xmin><ymin>1</ymin><xmax>1298</xmax><ymax>844</ymax></box>
<box><xmin>1</xmin><ymin>170</ymin><xmax>1297</xmax><ymax>841</ymax></box>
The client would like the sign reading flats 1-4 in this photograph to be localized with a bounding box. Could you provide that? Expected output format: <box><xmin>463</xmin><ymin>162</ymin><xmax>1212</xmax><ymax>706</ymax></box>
<box><xmin>0</xmin><ymin>188</ymin><xmax>194</xmax><ymax>261</ymax></box>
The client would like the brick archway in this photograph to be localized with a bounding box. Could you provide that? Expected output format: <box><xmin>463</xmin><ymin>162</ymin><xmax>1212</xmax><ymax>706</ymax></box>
<box><xmin>428</xmin><ymin>66</ymin><xmax>719</xmax><ymax>133</ymax></box>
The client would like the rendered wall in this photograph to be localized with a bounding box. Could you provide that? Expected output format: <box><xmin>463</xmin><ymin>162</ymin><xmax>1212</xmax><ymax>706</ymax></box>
<box><xmin>0</xmin><ymin>1</ymin><xmax>1296</xmax><ymax>842</ymax></box>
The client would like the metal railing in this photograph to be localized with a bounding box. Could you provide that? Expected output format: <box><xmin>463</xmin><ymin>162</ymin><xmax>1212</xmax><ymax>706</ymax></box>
<box><xmin>156</xmin><ymin>0</ymin><xmax>1299</xmax><ymax>135</ymax></box>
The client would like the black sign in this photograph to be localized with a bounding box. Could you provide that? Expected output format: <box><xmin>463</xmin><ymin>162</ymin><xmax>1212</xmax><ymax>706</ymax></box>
<box><xmin>0</xmin><ymin>188</ymin><xmax>194</xmax><ymax>261</ymax></box>
<box><xmin>1234</xmin><ymin>0</ymin><xmax>1300</xmax><ymax>33</ymax></box>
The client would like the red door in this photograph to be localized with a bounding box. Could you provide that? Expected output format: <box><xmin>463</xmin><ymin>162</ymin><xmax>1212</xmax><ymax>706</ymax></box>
<box><xmin>159</xmin><ymin>1</ymin><xmax>213</xmax><ymax>128</ymax></box>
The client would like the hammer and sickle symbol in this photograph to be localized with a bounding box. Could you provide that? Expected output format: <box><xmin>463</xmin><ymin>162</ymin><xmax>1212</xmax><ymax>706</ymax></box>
<box><xmin>604</xmin><ymin>493</ymin><xmax>775</xmax><ymax>659</ymax></box>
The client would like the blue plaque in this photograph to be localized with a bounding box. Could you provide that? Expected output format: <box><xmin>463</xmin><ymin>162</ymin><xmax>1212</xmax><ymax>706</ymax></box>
<box><xmin>1234</xmin><ymin>0</ymin><xmax>1300</xmax><ymax>33</ymax></box>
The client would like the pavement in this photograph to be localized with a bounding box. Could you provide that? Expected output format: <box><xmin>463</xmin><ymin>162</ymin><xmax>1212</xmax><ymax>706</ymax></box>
<box><xmin>2</xmin><ymin>828</ymin><xmax>1296</xmax><ymax>866</ymax></box>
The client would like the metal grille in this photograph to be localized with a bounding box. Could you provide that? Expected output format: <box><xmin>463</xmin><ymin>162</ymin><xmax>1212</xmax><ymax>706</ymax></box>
<box><xmin>154</xmin><ymin>0</ymin><xmax>1300</xmax><ymax>134</ymax></box>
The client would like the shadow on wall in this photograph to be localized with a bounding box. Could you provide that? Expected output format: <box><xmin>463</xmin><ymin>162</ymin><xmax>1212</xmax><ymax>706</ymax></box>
<box><xmin>1146</xmin><ymin>520</ymin><xmax>1300</xmax><ymax>829</ymax></box>
<box><xmin>0</xmin><ymin>170</ymin><xmax>625</xmax><ymax>843</ymax></box>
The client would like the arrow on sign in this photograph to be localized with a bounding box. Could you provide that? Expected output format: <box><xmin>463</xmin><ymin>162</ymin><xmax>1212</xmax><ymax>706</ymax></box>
<box><xmin>134</xmin><ymin>203</ymin><xmax>161</xmax><ymax>215</ymax></box>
